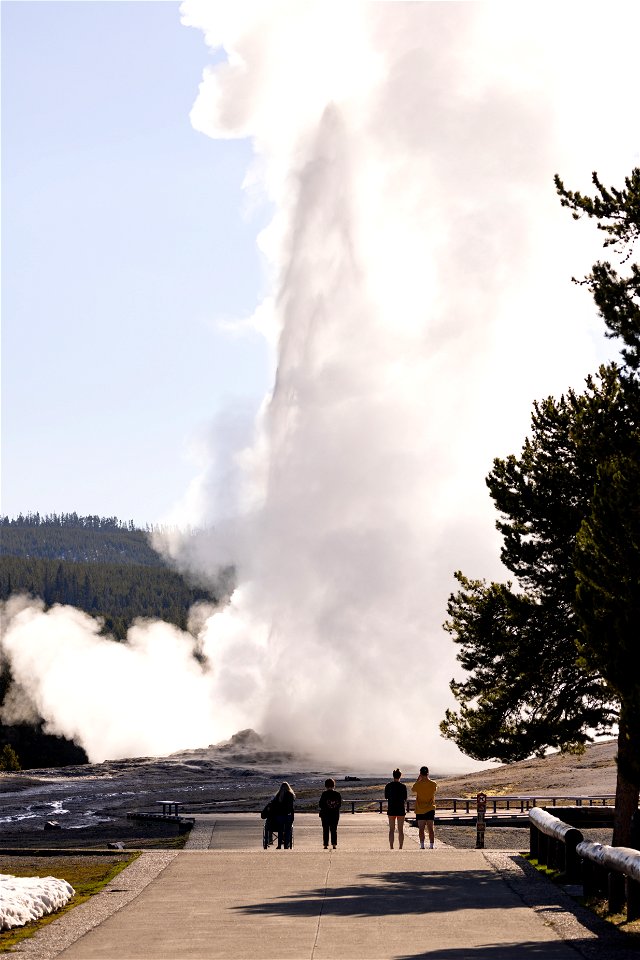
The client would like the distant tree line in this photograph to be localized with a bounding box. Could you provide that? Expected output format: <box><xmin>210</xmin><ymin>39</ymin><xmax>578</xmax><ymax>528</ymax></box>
<box><xmin>1</xmin><ymin>512</ymin><xmax>138</xmax><ymax>530</ymax></box>
<box><xmin>0</xmin><ymin>556</ymin><xmax>217</xmax><ymax>639</ymax></box>
<box><xmin>1</xmin><ymin>513</ymin><xmax>166</xmax><ymax>567</ymax></box>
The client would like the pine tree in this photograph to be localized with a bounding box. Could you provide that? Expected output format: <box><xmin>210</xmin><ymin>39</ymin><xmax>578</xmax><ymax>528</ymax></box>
<box><xmin>442</xmin><ymin>168</ymin><xmax>640</xmax><ymax>846</ymax></box>
<box><xmin>0</xmin><ymin>744</ymin><xmax>21</xmax><ymax>771</ymax></box>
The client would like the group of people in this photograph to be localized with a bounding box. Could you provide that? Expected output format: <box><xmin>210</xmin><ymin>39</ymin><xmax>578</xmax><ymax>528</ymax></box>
<box><xmin>262</xmin><ymin>767</ymin><xmax>437</xmax><ymax>850</ymax></box>
<box><xmin>385</xmin><ymin>766</ymin><xmax>436</xmax><ymax>850</ymax></box>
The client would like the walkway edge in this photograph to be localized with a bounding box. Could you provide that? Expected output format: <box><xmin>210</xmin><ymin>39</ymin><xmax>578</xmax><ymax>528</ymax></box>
<box><xmin>12</xmin><ymin>850</ymin><xmax>179</xmax><ymax>959</ymax></box>
<box><xmin>484</xmin><ymin>851</ymin><xmax>637</xmax><ymax>959</ymax></box>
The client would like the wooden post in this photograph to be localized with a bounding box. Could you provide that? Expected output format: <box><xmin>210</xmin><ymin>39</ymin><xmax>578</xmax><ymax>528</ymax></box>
<box><xmin>608</xmin><ymin>871</ymin><xmax>625</xmax><ymax>914</ymax></box>
<box><xmin>476</xmin><ymin>792</ymin><xmax>487</xmax><ymax>849</ymax></box>
<box><xmin>530</xmin><ymin>822</ymin><xmax>539</xmax><ymax>859</ymax></box>
<box><xmin>539</xmin><ymin>831</ymin><xmax>548</xmax><ymax>867</ymax></box>
<box><xmin>581</xmin><ymin>857</ymin><xmax>594</xmax><ymax>897</ymax></box>
<box><xmin>626</xmin><ymin>878</ymin><xmax>640</xmax><ymax>922</ymax></box>
<box><xmin>564</xmin><ymin>829</ymin><xmax>582</xmax><ymax>883</ymax></box>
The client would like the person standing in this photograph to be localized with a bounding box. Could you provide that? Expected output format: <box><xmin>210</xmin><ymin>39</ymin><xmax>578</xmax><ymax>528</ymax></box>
<box><xmin>319</xmin><ymin>778</ymin><xmax>342</xmax><ymax>849</ymax></box>
<box><xmin>269</xmin><ymin>782</ymin><xmax>295</xmax><ymax>849</ymax></box>
<box><xmin>385</xmin><ymin>769</ymin><xmax>408</xmax><ymax>849</ymax></box>
<box><xmin>411</xmin><ymin>765</ymin><xmax>437</xmax><ymax>849</ymax></box>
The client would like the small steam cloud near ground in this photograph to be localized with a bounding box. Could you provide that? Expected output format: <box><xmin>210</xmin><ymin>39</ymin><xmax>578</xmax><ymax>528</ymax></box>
<box><xmin>2</xmin><ymin>3</ymin><xmax>638</xmax><ymax>770</ymax></box>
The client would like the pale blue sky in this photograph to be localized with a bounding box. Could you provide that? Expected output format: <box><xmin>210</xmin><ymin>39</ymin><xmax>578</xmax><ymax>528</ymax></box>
<box><xmin>1</xmin><ymin>0</ymin><xmax>270</xmax><ymax>525</ymax></box>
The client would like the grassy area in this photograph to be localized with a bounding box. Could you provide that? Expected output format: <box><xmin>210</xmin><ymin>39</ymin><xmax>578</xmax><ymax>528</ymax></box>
<box><xmin>524</xmin><ymin>854</ymin><xmax>640</xmax><ymax>944</ymax></box>
<box><xmin>583</xmin><ymin>895</ymin><xmax>640</xmax><ymax>942</ymax></box>
<box><xmin>523</xmin><ymin>854</ymin><xmax>563</xmax><ymax>881</ymax></box>
<box><xmin>0</xmin><ymin>853</ymin><xmax>139</xmax><ymax>952</ymax></box>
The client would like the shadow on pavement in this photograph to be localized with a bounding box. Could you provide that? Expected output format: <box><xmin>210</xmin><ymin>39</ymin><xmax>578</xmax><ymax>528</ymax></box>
<box><xmin>394</xmin><ymin>940</ymin><xmax>620</xmax><ymax>959</ymax></box>
<box><xmin>234</xmin><ymin>868</ymin><xmax>550</xmax><ymax>918</ymax></box>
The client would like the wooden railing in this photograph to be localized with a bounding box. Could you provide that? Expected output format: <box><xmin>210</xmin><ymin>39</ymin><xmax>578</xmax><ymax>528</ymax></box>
<box><xmin>529</xmin><ymin>808</ymin><xmax>582</xmax><ymax>880</ymax></box>
<box><xmin>181</xmin><ymin>794</ymin><xmax>614</xmax><ymax>816</ymax></box>
<box><xmin>181</xmin><ymin>794</ymin><xmax>616</xmax><ymax>815</ymax></box>
<box><xmin>529</xmin><ymin>808</ymin><xmax>640</xmax><ymax>922</ymax></box>
<box><xmin>339</xmin><ymin>795</ymin><xmax>616</xmax><ymax>815</ymax></box>
<box><xmin>578</xmin><ymin>839</ymin><xmax>640</xmax><ymax>920</ymax></box>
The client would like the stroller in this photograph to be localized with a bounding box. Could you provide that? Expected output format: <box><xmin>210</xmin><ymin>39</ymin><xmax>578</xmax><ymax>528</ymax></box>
<box><xmin>263</xmin><ymin>815</ymin><xmax>277</xmax><ymax>849</ymax></box>
<box><xmin>261</xmin><ymin>802</ymin><xmax>294</xmax><ymax>849</ymax></box>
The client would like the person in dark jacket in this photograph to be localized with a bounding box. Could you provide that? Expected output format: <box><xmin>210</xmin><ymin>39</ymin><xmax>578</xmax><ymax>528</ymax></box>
<box><xmin>319</xmin><ymin>777</ymin><xmax>342</xmax><ymax>849</ymax></box>
<box><xmin>384</xmin><ymin>768</ymin><xmax>408</xmax><ymax>849</ymax></box>
<box><xmin>269</xmin><ymin>782</ymin><xmax>295</xmax><ymax>849</ymax></box>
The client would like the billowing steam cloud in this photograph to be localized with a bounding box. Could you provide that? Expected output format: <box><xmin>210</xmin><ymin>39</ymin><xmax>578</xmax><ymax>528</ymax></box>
<box><xmin>2</xmin><ymin>3</ymin><xmax>638</xmax><ymax>769</ymax></box>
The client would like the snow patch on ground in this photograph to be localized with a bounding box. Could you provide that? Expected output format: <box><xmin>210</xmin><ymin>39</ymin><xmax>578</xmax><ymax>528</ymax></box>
<box><xmin>0</xmin><ymin>874</ymin><xmax>75</xmax><ymax>930</ymax></box>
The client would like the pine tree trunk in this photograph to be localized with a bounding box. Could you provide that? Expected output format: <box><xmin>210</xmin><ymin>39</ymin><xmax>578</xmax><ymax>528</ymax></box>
<box><xmin>613</xmin><ymin>708</ymin><xmax>640</xmax><ymax>848</ymax></box>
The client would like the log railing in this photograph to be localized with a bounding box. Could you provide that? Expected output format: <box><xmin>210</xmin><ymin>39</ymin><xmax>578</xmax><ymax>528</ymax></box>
<box><xmin>529</xmin><ymin>808</ymin><xmax>640</xmax><ymax>921</ymax></box>
<box><xmin>529</xmin><ymin>808</ymin><xmax>582</xmax><ymax>881</ymax></box>
<box><xmin>577</xmin><ymin>839</ymin><xmax>640</xmax><ymax>920</ymax></box>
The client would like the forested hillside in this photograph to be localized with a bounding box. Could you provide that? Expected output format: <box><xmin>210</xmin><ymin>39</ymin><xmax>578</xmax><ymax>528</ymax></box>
<box><xmin>0</xmin><ymin>512</ymin><xmax>165</xmax><ymax>565</ymax></box>
<box><xmin>0</xmin><ymin>514</ymin><xmax>225</xmax><ymax>769</ymax></box>
<box><xmin>0</xmin><ymin>556</ymin><xmax>216</xmax><ymax>639</ymax></box>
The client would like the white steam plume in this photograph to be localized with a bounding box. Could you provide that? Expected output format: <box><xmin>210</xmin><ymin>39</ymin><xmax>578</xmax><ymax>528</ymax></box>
<box><xmin>0</xmin><ymin>596</ymin><xmax>240</xmax><ymax>762</ymax></box>
<box><xmin>2</xmin><ymin>3</ymin><xmax>638</xmax><ymax>769</ymax></box>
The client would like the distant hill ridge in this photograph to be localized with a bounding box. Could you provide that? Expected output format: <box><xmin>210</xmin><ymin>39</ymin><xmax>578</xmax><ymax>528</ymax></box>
<box><xmin>0</xmin><ymin>512</ymin><xmax>165</xmax><ymax>566</ymax></box>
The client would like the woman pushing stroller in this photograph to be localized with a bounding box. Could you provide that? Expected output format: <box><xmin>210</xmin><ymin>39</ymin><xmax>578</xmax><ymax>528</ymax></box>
<box><xmin>266</xmin><ymin>782</ymin><xmax>295</xmax><ymax>849</ymax></box>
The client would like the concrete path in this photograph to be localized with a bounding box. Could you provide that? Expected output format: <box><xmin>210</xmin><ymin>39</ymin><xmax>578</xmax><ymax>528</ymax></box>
<box><xmin>18</xmin><ymin>815</ymin><xmax>632</xmax><ymax>959</ymax></box>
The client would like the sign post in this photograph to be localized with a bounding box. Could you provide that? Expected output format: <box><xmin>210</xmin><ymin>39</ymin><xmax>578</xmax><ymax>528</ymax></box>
<box><xmin>476</xmin><ymin>792</ymin><xmax>487</xmax><ymax>849</ymax></box>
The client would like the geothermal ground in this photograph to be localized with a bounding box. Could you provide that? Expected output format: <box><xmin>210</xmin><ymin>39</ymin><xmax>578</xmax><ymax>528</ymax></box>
<box><xmin>0</xmin><ymin>733</ymin><xmax>618</xmax><ymax>850</ymax></box>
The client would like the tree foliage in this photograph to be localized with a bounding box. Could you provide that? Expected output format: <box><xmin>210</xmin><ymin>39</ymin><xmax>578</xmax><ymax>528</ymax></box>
<box><xmin>441</xmin><ymin>368</ymin><xmax>623</xmax><ymax>761</ymax></box>
<box><xmin>555</xmin><ymin>168</ymin><xmax>640</xmax><ymax>369</ymax></box>
<box><xmin>575</xmin><ymin>449</ymin><xmax>640</xmax><ymax>707</ymax></box>
<box><xmin>0</xmin><ymin>743</ymin><xmax>21</xmax><ymax>771</ymax></box>
<box><xmin>442</xmin><ymin>167</ymin><xmax>640</xmax><ymax>846</ymax></box>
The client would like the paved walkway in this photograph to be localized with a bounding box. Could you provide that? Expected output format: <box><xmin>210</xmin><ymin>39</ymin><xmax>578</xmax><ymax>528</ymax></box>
<box><xmin>14</xmin><ymin>815</ymin><xmax>635</xmax><ymax>960</ymax></box>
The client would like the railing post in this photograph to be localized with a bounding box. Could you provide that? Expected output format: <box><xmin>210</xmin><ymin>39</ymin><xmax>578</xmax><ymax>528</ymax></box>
<box><xmin>608</xmin><ymin>871</ymin><xmax>625</xmax><ymax>914</ymax></box>
<box><xmin>539</xmin><ymin>831</ymin><xmax>548</xmax><ymax>867</ymax></box>
<box><xmin>530</xmin><ymin>823</ymin><xmax>539</xmax><ymax>860</ymax></box>
<box><xmin>627</xmin><ymin>878</ymin><xmax>640</xmax><ymax>922</ymax></box>
<box><xmin>476</xmin><ymin>792</ymin><xmax>487</xmax><ymax>849</ymax></box>
<box><xmin>581</xmin><ymin>857</ymin><xmax>594</xmax><ymax>897</ymax></box>
<box><xmin>564</xmin><ymin>829</ymin><xmax>581</xmax><ymax>883</ymax></box>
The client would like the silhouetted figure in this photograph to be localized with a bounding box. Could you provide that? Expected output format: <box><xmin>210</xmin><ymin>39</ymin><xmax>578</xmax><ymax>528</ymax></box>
<box><xmin>385</xmin><ymin>768</ymin><xmax>408</xmax><ymax>848</ymax></box>
<box><xmin>319</xmin><ymin>777</ymin><xmax>342</xmax><ymax>849</ymax></box>
<box><xmin>269</xmin><ymin>781</ymin><xmax>295</xmax><ymax>849</ymax></box>
<box><xmin>411</xmin><ymin>765</ymin><xmax>437</xmax><ymax>849</ymax></box>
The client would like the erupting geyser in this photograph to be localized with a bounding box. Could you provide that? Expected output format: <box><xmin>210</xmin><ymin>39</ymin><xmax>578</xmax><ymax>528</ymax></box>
<box><xmin>2</xmin><ymin>2</ymin><xmax>638</xmax><ymax>768</ymax></box>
